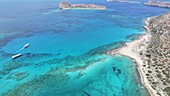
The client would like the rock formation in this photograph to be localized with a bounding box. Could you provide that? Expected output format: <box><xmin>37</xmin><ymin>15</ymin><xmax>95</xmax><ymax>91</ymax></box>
<box><xmin>59</xmin><ymin>2</ymin><xmax>106</xmax><ymax>10</ymax></box>
<box><xmin>59</xmin><ymin>2</ymin><xmax>71</xmax><ymax>10</ymax></box>
<box><xmin>144</xmin><ymin>0</ymin><xmax>170</xmax><ymax>8</ymax></box>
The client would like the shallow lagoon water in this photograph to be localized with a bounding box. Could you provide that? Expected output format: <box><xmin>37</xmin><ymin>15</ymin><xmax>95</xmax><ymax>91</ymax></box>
<box><xmin>0</xmin><ymin>0</ymin><xmax>169</xmax><ymax>96</ymax></box>
<box><xmin>1</xmin><ymin>54</ymin><xmax>149</xmax><ymax>96</ymax></box>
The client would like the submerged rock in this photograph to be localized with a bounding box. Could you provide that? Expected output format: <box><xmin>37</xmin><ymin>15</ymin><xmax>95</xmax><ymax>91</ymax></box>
<box><xmin>112</xmin><ymin>67</ymin><xmax>121</xmax><ymax>76</ymax></box>
<box><xmin>7</xmin><ymin>72</ymin><xmax>29</xmax><ymax>81</ymax></box>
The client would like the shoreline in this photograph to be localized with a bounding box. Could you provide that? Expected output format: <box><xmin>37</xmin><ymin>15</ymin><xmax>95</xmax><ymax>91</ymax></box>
<box><xmin>107</xmin><ymin>18</ymin><xmax>158</xmax><ymax>96</ymax></box>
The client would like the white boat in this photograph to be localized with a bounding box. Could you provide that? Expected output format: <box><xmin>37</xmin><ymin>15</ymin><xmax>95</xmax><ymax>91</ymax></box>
<box><xmin>12</xmin><ymin>54</ymin><xmax>22</xmax><ymax>59</ymax></box>
<box><xmin>23</xmin><ymin>43</ymin><xmax>30</xmax><ymax>48</ymax></box>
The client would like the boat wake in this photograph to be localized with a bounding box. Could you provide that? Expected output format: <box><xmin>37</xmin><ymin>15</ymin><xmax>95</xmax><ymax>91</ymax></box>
<box><xmin>12</xmin><ymin>43</ymin><xmax>30</xmax><ymax>59</ymax></box>
<box><xmin>15</xmin><ymin>43</ymin><xmax>30</xmax><ymax>53</ymax></box>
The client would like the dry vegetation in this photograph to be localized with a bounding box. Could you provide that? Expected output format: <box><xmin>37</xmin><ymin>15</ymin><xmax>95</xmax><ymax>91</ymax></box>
<box><xmin>141</xmin><ymin>13</ymin><xmax>170</xmax><ymax>96</ymax></box>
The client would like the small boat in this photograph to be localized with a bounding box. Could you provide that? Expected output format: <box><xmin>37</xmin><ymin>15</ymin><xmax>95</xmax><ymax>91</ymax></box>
<box><xmin>23</xmin><ymin>43</ymin><xmax>30</xmax><ymax>49</ymax></box>
<box><xmin>12</xmin><ymin>54</ymin><xmax>22</xmax><ymax>59</ymax></box>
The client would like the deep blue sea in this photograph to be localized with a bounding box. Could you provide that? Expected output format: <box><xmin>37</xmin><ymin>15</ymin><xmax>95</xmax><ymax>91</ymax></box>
<box><xmin>0</xmin><ymin>0</ymin><xmax>169</xmax><ymax>96</ymax></box>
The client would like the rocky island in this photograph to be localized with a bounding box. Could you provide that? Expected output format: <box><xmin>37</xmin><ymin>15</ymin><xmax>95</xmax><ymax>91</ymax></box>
<box><xmin>108</xmin><ymin>13</ymin><xmax>170</xmax><ymax>96</ymax></box>
<box><xmin>107</xmin><ymin>0</ymin><xmax>141</xmax><ymax>4</ymax></box>
<box><xmin>144</xmin><ymin>0</ymin><xmax>170</xmax><ymax>8</ymax></box>
<box><xmin>59</xmin><ymin>2</ymin><xmax>106</xmax><ymax>10</ymax></box>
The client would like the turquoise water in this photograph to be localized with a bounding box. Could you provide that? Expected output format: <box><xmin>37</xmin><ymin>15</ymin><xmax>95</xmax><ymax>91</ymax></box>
<box><xmin>1</xmin><ymin>55</ymin><xmax>149</xmax><ymax>96</ymax></box>
<box><xmin>0</xmin><ymin>0</ymin><xmax>169</xmax><ymax>95</ymax></box>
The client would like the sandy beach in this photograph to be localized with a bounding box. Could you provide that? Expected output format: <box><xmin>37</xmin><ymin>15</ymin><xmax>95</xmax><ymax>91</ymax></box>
<box><xmin>107</xmin><ymin>18</ymin><xmax>160</xmax><ymax>96</ymax></box>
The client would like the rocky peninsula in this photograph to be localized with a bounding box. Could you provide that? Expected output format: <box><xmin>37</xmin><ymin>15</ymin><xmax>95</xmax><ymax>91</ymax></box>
<box><xmin>59</xmin><ymin>2</ymin><xmax>106</xmax><ymax>10</ymax></box>
<box><xmin>144</xmin><ymin>1</ymin><xmax>170</xmax><ymax>8</ymax></box>
<box><xmin>108</xmin><ymin>13</ymin><xmax>170</xmax><ymax>96</ymax></box>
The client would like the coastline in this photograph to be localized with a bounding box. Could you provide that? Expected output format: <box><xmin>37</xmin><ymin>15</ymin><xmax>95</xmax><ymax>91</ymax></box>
<box><xmin>1</xmin><ymin>1</ymin><xmax>170</xmax><ymax>96</ymax></box>
<box><xmin>107</xmin><ymin>18</ymin><xmax>158</xmax><ymax>96</ymax></box>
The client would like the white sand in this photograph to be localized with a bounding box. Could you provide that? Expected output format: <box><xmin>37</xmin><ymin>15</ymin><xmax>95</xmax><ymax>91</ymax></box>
<box><xmin>107</xmin><ymin>18</ymin><xmax>161</xmax><ymax>96</ymax></box>
<box><xmin>107</xmin><ymin>33</ymin><xmax>159</xmax><ymax>96</ymax></box>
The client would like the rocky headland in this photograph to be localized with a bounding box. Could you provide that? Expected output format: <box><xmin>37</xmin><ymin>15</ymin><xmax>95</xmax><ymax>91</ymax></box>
<box><xmin>108</xmin><ymin>13</ymin><xmax>170</xmax><ymax>96</ymax></box>
<box><xmin>144</xmin><ymin>1</ymin><xmax>170</xmax><ymax>8</ymax></box>
<box><xmin>59</xmin><ymin>2</ymin><xmax>106</xmax><ymax>10</ymax></box>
